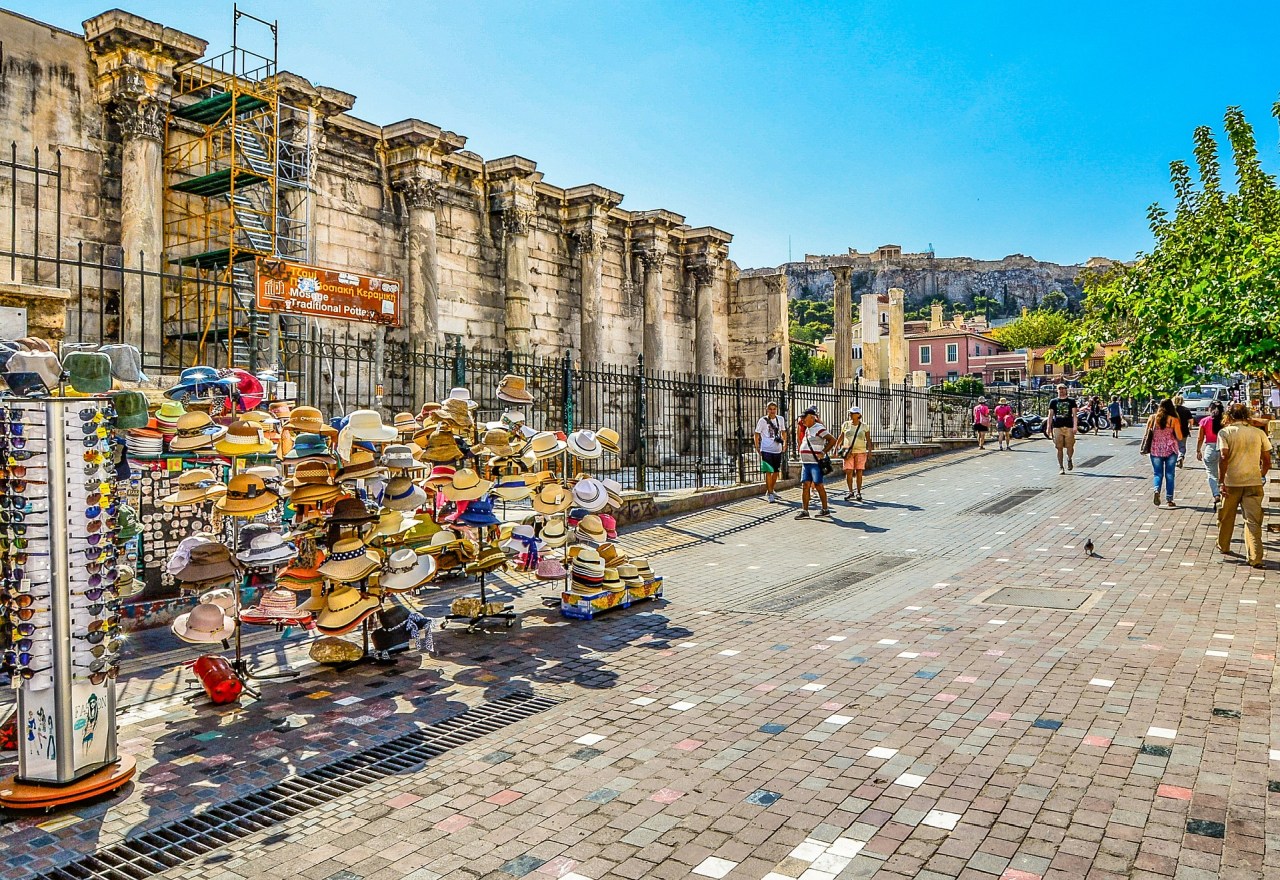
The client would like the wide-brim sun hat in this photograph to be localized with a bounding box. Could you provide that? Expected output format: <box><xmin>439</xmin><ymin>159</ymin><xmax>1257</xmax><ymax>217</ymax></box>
<box><xmin>215</xmin><ymin>474</ymin><xmax>280</xmax><ymax>517</ymax></box>
<box><xmin>383</xmin><ymin>476</ymin><xmax>427</xmax><ymax>511</ymax></box>
<box><xmin>345</xmin><ymin>409</ymin><xmax>398</xmax><ymax>442</ymax></box>
<box><xmin>567</xmin><ymin>429</ymin><xmax>603</xmax><ymax>460</ymax></box>
<box><xmin>318</xmin><ymin>538</ymin><xmax>382</xmax><ymax>583</ymax></box>
<box><xmin>316</xmin><ymin>585</ymin><xmax>381</xmax><ymax>633</ymax></box>
<box><xmin>288</xmin><ymin>483</ymin><xmax>344</xmax><ymax>506</ymax></box>
<box><xmin>236</xmin><ymin>534</ymin><xmax>298</xmax><ymax>567</ymax></box>
<box><xmin>284</xmin><ymin>433</ymin><xmax>331</xmax><ymax>460</ymax></box>
<box><xmin>240</xmin><ymin>588</ymin><xmax>307</xmax><ymax>621</ymax></box>
<box><xmin>528</xmin><ymin>431</ymin><xmax>566</xmax><ymax>460</ymax></box>
<box><xmin>444</xmin><ymin>468</ymin><xmax>493</xmax><ymax>502</ymax></box>
<box><xmin>532</xmin><ymin>483</ymin><xmax>573</xmax><ymax>515</ymax></box>
<box><xmin>175</xmin><ymin>545</ymin><xmax>238</xmax><ymax>584</ymax></box>
<box><xmin>214</xmin><ymin>421</ymin><xmax>275</xmax><ymax>457</ymax></box>
<box><xmin>492</xmin><ymin>477</ymin><xmax>533</xmax><ymax>502</ymax></box>
<box><xmin>172</xmin><ymin>602</ymin><xmax>236</xmax><ymax>644</ymax></box>
<box><xmin>379</xmin><ymin>548</ymin><xmax>439</xmax><ymax>592</ymax></box>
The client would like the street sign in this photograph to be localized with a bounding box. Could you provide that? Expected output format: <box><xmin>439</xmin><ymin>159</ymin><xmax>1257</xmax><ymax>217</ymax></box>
<box><xmin>254</xmin><ymin>258</ymin><xmax>402</xmax><ymax>326</ymax></box>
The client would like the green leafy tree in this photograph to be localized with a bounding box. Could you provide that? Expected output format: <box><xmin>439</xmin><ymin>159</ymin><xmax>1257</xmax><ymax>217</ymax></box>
<box><xmin>935</xmin><ymin>377</ymin><xmax>985</xmax><ymax>396</ymax></box>
<box><xmin>970</xmin><ymin>293</ymin><xmax>1000</xmax><ymax>317</ymax></box>
<box><xmin>1053</xmin><ymin>105</ymin><xmax>1280</xmax><ymax>394</ymax></box>
<box><xmin>1041</xmin><ymin>290</ymin><xmax>1068</xmax><ymax>311</ymax></box>
<box><xmin>991</xmin><ymin>309</ymin><xmax>1076</xmax><ymax>350</ymax></box>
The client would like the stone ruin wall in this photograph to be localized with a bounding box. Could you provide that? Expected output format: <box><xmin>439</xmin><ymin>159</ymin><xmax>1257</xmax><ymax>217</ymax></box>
<box><xmin>0</xmin><ymin>7</ymin><xmax>776</xmax><ymax>384</ymax></box>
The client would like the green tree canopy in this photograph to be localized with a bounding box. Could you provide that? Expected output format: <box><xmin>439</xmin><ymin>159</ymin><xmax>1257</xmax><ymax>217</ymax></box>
<box><xmin>1052</xmin><ymin>105</ymin><xmax>1280</xmax><ymax>394</ymax></box>
<box><xmin>1041</xmin><ymin>290</ymin><xmax>1068</xmax><ymax>311</ymax></box>
<box><xmin>991</xmin><ymin>309</ymin><xmax>1075</xmax><ymax>350</ymax></box>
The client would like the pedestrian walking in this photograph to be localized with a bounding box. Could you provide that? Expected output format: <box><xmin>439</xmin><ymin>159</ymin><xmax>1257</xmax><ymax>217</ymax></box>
<box><xmin>1046</xmin><ymin>383</ymin><xmax>1078</xmax><ymax>473</ymax></box>
<box><xmin>994</xmin><ymin>397</ymin><xmax>1014</xmax><ymax>450</ymax></box>
<box><xmin>1195</xmin><ymin>401</ymin><xmax>1224</xmax><ymax>510</ymax></box>
<box><xmin>1142</xmin><ymin>398</ymin><xmax>1183</xmax><ymax>508</ymax></box>
<box><xmin>794</xmin><ymin>406</ymin><xmax>835</xmax><ymax>520</ymax></box>
<box><xmin>835</xmin><ymin>405</ymin><xmax>873</xmax><ymax>501</ymax></box>
<box><xmin>754</xmin><ymin>402</ymin><xmax>787</xmax><ymax>503</ymax></box>
<box><xmin>1172</xmin><ymin>394</ymin><xmax>1193</xmax><ymax>466</ymax></box>
<box><xmin>1107</xmin><ymin>395</ymin><xmax>1123</xmax><ymax>438</ymax></box>
<box><xmin>973</xmin><ymin>396</ymin><xmax>991</xmax><ymax>450</ymax></box>
<box><xmin>1216</xmin><ymin>403</ymin><xmax>1271</xmax><ymax>568</ymax></box>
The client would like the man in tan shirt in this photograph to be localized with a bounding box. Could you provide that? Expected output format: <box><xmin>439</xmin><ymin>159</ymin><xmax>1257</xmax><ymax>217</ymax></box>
<box><xmin>1217</xmin><ymin>403</ymin><xmax>1272</xmax><ymax>568</ymax></box>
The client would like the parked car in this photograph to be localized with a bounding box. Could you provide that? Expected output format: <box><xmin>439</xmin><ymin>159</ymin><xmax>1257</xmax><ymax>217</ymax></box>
<box><xmin>1177</xmin><ymin>384</ymin><xmax>1230</xmax><ymax>421</ymax></box>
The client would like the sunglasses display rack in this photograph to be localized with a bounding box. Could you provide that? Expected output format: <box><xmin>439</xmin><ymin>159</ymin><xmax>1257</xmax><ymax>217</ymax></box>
<box><xmin>0</xmin><ymin>396</ymin><xmax>135</xmax><ymax>810</ymax></box>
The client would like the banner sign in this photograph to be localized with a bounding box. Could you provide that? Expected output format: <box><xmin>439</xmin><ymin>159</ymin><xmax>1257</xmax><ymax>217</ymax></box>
<box><xmin>255</xmin><ymin>258</ymin><xmax>401</xmax><ymax>326</ymax></box>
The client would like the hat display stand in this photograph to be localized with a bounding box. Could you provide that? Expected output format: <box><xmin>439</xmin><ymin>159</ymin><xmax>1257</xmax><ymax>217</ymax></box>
<box><xmin>0</xmin><ymin>395</ymin><xmax>135</xmax><ymax>809</ymax></box>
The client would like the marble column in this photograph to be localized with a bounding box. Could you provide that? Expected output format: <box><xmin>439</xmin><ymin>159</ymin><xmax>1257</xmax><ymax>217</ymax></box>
<box><xmin>393</xmin><ymin>176</ymin><xmax>441</xmax><ymax>343</ymax></box>
<box><xmin>572</xmin><ymin>226</ymin><xmax>606</xmax><ymax>366</ymax></box>
<box><xmin>501</xmin><ymin>207</ymin><xmax>533</xmax><ymax>352</ymax></box>
<box><xmin>691</xmin><ymin>263</ymin><xmax>716</xmax><ymax>377</ymax></box>
<box><xmin>888</xmin><ymin>288</ymin><xmax>907</xmax><ymax>386</ymax></box>
<box><xmin>112</xmin><ymin>97</ymin><xmax>166</xmax><ymax>355</ymax></box>
<box><xmin>638</xmin><ymin>246</ymin><xmax>666</xmax><ymax>372</ymax></box>
<box><xmin>832</xmin><ymin>266</ymin><xmax>853</xmax><ymax>390</ymax></box>
<box><xmin>860</xmin><ymin>292</ymin><xmax>885</xmax><ymax>383</ymax></box>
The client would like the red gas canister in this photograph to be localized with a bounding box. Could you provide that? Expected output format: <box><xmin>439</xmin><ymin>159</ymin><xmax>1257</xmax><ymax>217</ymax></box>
<box><xmin>192</xmin><ymin>655</ymin><xmax>243</xmax><ymax>704</ymax></box>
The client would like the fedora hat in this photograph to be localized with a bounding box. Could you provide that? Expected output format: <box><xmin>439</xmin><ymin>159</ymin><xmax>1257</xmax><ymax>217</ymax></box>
<box><xmin>215</xmin><ymin>473</ymin><xmax>280</xmax><ymax>517</ymax></box>
<box><xmin>164</xmin><ymin>366</ymin><xmax>235</xmax><ymax>400</ymax></box>
<box><xmin>64</xmin><ymin>351</ymin><xmax>113</xmax><ymax>394</ymax></box>
<box><xmin>464</xmin><ymin>544</ymin><xmax>508</xmax><ymax>575</ymax></box>
<box><xmin>496</xmin><ymin>374</ymin><xmax>534</xmax><ymax>404</ymax></box>
<box><xmin>284</xmin><ymin>432</ymin><xmax>331</xmax><ymax>460</ymax></box>
<box><xmin>532</xmin><ymin>483</ymin><xmax>572</xmax><ymax>515</ymax></box>
<box><xmin>575</xmin><ymin>514</ymin><xmax>608</xmax><ymax>545</ymax></box>
<box><xmin>316</xmin><ymin>584</ymin><xmax>381</xmax><ymax>633</ymax></box>
<box><xmin>155</xmin><ymin>399</ymin><xmax>186</xmax><ymax>427</ymax></box>
<box><xmin>172</xmin><ymin>602</ymin><xmax>236</xmax><ymax>644</ymax></box>
<box><xmin>527</xmin><ymin>431</ymin><xmax>566</xmax><ymax>460</ymax></box>
<box><xmin>168</xmin><ymin>411</ymin><xmax>228</xmax><ymax>452</ymax></box>
<box><xmin>329</xmin><ymin>496</ymin><xmax>378</xmax><ymax>525</ymax></box>
<box><xmin>539</xmin><ymin>518</ymin><xmax>569</xmax><ymax>548</ymax></box>
<box><xmin>571</xmin><ymin>545</ymin><xmax>605</xmax><ymax>573</ymax></box>
<box><xmin>318</xmin><ymin>537</ymin><xmax>381</xmax><ymax>583</ymax></box>
<box><xmin>571</xmin><ymin>477</ymin><xmax>609</xmax><ymax>513</ymax></box>
<box><xmin>174</xmin><ymin>543</ymin><xmax>237</xmax><ymax>584</ymax></box>
<box><xmin>597</xmin><ymin>542</ymin><xmax>628</xmax><ymax>568</ymax></box>
<box><xmin>236</xmin><ymin>531</ymin><xmax>298</xmax><ymax>567</ymax></box>
<box><xmin>337</xmin><ymin>449</ymin><xmax>387</xmax><ymax>481</ymax></box>
<box><xmin>215</xmin><ymin>420</ymin><xmax>274</xmax><ymax>457</ymax></box>
<box><xmin>346</xmin><ymin>409</ymin><xmax>398</xmax><ymax>442</ymax></box>
<box><xmin>492</xmin><ymin>476</ymin><xmax>532</xmax><ymax>502</ymax></box>
<box><xmin>567</xmin><ymin>429</ymin><xmax>603</xmax><ymax>460</ymax></box>
<box><xmin>595</xmin><ymin>427</ymin><xmax>621</xmax><ymax>454</ymax></box>
<box><xmin>443</xmin><ymin>468</ymin><xmax>493</xmax><ymax>502</ymax></box>
<box><xmin>284</xmin><ymin>405</ymin><xmax>337</xmax><ymax>436</ymax></box>
<box><xmin>240</xmin><ymin>588</ymin><xmax>307</xmax><ymax>623</ymax></box>
<box><xmin>617</xmin><ymin>562</ymin><xmax>642</xmax><ymax>588</ymax></box>
<box><xmin>601</xmin><ymin>568</ymin><xmax>624</xmax><ymax>593</ymax></box>
<box><xmin>383</xmin><ymin>476</ymin><xmax>427</xmax><ymax>511</ymax></box>
<box><xmin>288</xmin><ymin>482</ymin><xmax>344</xmax><ymax>506</ymax></box>
<box><xmin>161</xmin><ymin>468</ymin><xmax>227</xmax><ymax>507</ymax></box>
<box><xmin>392</xmin><ymin>412</ymin><xmax>420</xmax><ymax>435</ymax></box>
<box><xmin>632</xmin><ymin>557</ymin><xmax>656</xmax><ymax>581</ymax></box>
<box><xmin>378</xmin><ymin>548</ymin><xmax>438</xmax><ymax>592</ymax></box>
<box><xmin>446</xmin><ymin>387</ymin><xmax>478</xmax><ymax>410</ymax></box>
<box><xmin>601</xmin><ymin>479</ymin><xmax>624</xmax><ymax>508</ymax></box>
<box><xmin>382</xmin><ymin>444</ymin><xmax>420</xmax><ymax>470</ymax></box>
<box><xmin>199</xmin><ymin>587</ymin><xmax>237</xmax><ymax>612</ymax></box>
<box><xmin>500</xmin><ymin>408</ymin><xmax>527</xmax><ymax>427</ymax></box>
<box><xmin>599</xmin><ymin>513</ymin><xmax>618</xmax><ymax>539</ymax></box>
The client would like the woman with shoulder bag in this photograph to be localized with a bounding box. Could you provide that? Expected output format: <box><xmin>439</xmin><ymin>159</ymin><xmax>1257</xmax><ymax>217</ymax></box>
<box><xmin>1143</xmin><ymin>398</ymin><xmax>1184</xmax><ymax>508</ymax></box>
<box><xmin>836</xmin><ymin>405</ymin><xmax>874</xmax><ymax>502</ymax></box>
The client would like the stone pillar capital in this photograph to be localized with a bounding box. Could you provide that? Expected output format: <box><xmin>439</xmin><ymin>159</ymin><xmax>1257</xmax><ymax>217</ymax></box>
<box><xmin>636</xmin><ymin>245</ymin><xmax>667</xmax><ymax>271</ymax></box>
<box><xmin>686</xmin><ymin>261</ymin><xmax>716</xmax><ymax>286</ymax></box>
<box><xmin>570</xmin><ymin>223</ymin><xmax>607</xmax><ymax>255</ymax></box>
<box><xmin>110</xmin><ymin>97</ymin><xmax>166</xmax><ymax>142</ymax></box>
<box><xmin>393</xmin><ymin>175</ymin><xmax>443</xmax><ymax>210</ymax></box>
<box><xmin>831</xmin><ymin>264</ymin><xmax>853</xmax><ymax>281</ymax></box>
<box><xmin>500</xmin><ymin>206</ymin><xmax>534</xmax><ymax>236</ymax></box>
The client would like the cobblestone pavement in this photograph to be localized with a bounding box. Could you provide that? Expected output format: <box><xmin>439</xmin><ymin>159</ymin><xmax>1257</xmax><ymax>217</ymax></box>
<box><xmin>3</xmin><ymin>432</ymin><xmax>1278</xmax><ymax>880</ymax></box>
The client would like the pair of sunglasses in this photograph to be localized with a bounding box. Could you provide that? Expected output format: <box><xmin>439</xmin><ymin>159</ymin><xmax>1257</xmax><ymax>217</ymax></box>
<box><xmin>3</xmin><ymin>593</ymin><xmax>35</xmax><ymax>609</ymax></box>
<box><xmin>86</xmin><ymin>639</ymin><xmax>122</xmax><ymax>657</ymax></box>
<box><xmin>76</xmin><ymin>601</ymin><xmax>120</xmax><ymax>617</ymax></box>
<box><xmin>12</xmin><ymin>664</ymin><xmax>52</xmax><ymax>680</ymax></box>
<box><xmin>11</xmin><ymin>622</ymin><xmax>51</xmax><ymax>637</ymax></box>
<box><xmin>72</xmin><ymin>655</ymin><xmax>119</xmax><ymax>673</ymax></box>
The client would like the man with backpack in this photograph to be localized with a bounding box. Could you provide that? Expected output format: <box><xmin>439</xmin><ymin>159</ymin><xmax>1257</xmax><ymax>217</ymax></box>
<box><xmin>754</xmin><ymin>401</ymin><xmax>787</xmax><ymax>503</ymax></box>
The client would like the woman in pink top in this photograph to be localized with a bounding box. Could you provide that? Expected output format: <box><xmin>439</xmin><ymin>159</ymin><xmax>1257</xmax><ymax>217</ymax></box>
<box><xmin>1145</xmin><ymin>398</ymin><xmax>1184</xmax><ymax>508</ymax></box>
<box><xmin>973</xmin><ymin>397</ymin><xmax>991</xmax><ymax>450</ymax></box>
<box><xmin>993</xmin><ymin>398</ymin><xmax>1014</xmax><ymax>450</ymax></box>
<box><xmin>1195</xmin><ymin>401</ymin><xmax>1225</xmax><ymax>508</ymax></box>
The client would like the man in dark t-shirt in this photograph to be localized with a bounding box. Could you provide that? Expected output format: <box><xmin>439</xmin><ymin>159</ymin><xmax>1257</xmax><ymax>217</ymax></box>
<box><xmin>1045</xmin><ymin>384</ymin><xmax>1077</xmax><ymax>474</ymax></box>
<box><xmin>1172</xmin><ymin>394</ymin><xmax>1193</xmax><ymax>466</ymax></box>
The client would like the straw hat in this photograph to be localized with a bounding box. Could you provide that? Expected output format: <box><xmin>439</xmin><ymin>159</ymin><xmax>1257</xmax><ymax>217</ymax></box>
<box><xmin>172</xmin><ymin>602</ymin><xmax>236</xmax><ymax>644</ymax></box>
<box><xmin>532</xmin><ymin>483</ymin><xmax>573</xmax><ymax>515</ymax></box>
<box><xmin>601</xmin><ymin>478</ymin><xmax>624</xmax><ymax>508</ymax></box>
<box><xmin>329</xmin><ymin>496</ymin><xmax>379</xmax><ymax>526</ymax></box>
<box><xmin>539</xmin><ymin>518</ymin><xmax>569</xmax><ymax>548</ymax></box>
<box><xmin>161</xmin><ymin>468</ymin><xmax>227</xmax><ymax>507</ymax></box>
<box><xmin>617</xmin><ymin>562</ymin><xmax>642</xmax><ymax>588</ymax></box>
<box><xmin>284</xmin><ymin>433</ymin><xmax>331</xmax><ymax>460</ymax></box>
<box><xmin>443</xmin><ymin>468</ymin><xmax>493</xmax><ymax>502</ymax></box>
<box><xmin>378</xmin><ymin>548</ymin><xmax>438</xmax><ymax>593</ymax></box>
<box><xmin>284</xmin><ymin>459</ymin><xmax>334</xmax><ymax>489</ymax></box>
<box><xmin>168</xmin><ymin>411</ymin><xmax>228</xmax><ymax>452</ymax></box>
<box><xmin>318</xmin><ymin>537</ymin><xmax>382</xmax><ymax>583</ymax></box>
<box><xmin>419</xmin><ymin>430</ymin><xmax>464</xmax><ymax>463</ymax></box>
<box><xmin>567</xmin><ymin>429</ymin><xmax>603</xmax><ymax>460</ymax></box>
<box><xmin>527</xmin><ymin>431</ymin><xmax>566</xmax><ymax>459</ymax></box>
<box><xmin>492</xmin><ymin>476</ymin><xmax>533</xmax><ymax>501</ymax></box>
<box><xmin>477</xmin><ymin>427</ymin><xmax>517</xmax><ymax>457</ymax></box>
<box><xmin>288</xmin><ymin>482</ymin><xmax>344</xmax><ymax>506</ymax></box>
<box><xmin>595</xmin><ymin>427</ymin><xmax>621</xmax><ymax>454</ymax></box>
<box><xmin>464</xmin><ymin>545</ymin><xmax>508</xmax><ymax>575</ymax></box>
<box><xmin>383</xmin><ymin>476</ymin><xmax>427</xmax><ymax>511</ymax></box>
<box><xmin>155</xmin><ymin>399</ymin><xmax>186</xmax><ymax>429</ymax></box>
<box><xmin>235</xmin><ymin>531</ymin><xmax>298</xmax><ymax>567</ymax></box>
<box><xmin>575</xmin><ymin>514</ymin><xmax>608</xmax><ymax>544</ymax></box>
<box><xmin>338</xmin><ymin>449</ymin><xmax>387</xmax><ymax>482</ymax></box>
<box><xmin>316</xmin><ymin>584</ymin><xmax>381</xmax><ymax>633</ymax></box>
<box><xmin>373</xmin><ymin>509</ymin><xmax>419</xmax><ymax>538</ymax></box>
<box><xmin>601</xmin><ymin>568</ymin><xmax>624</xmax><ymax>593</ymax></box>
<box><xmin>215</xmin><ymin>474</ymin><xmax>280</xmax><ymax>517</ymax></box>
<box><xmin>240</xmin><ymin>588</ymin><xmax>307</xmax><ymax>622</ymax></box>
<box><xmin>632</xmin><ymin>557</ymin><xmax>656</xmax><ymax>581</ymax></box>
<box><xmin>597</xmin><ymin>542</ymin><xmax>628</xmax><ymax>568</ymax></box>
<box><xmin>392</xmin><ymin>412</ymin><xmax>420</xmax><ymax>435</ymax></box>
<box><xmin>345</xmin><ymin>409</ymin><xmax>398</xmax><ymax>442</ymax></box>
<box><xmin>571</xmin><ymin>477</ymin><xmax>609</xmax><ymax>513</ymax></box>
<box><xmin>425</xmin><ymin>464</ymin><xmax>456</xmax><ymax>487</ymax></box>
<box><xmin>285</xmin><ymin>406</ymin><xmax>337</xmax><ymax>436</ymax></box>
<box><xmin>446</xmin><ymin>387</ymin><xmax>478</xmax><ymax>410</ymax></box>
<box><xmin>496</xmin><ymin>374</ymin><xmax>534</xmax><ymax>404</ymax></box>
<box><xmin>215</xmin><ymin>420</ymin><xmax>274</xmax><ymax>457</ymax></box>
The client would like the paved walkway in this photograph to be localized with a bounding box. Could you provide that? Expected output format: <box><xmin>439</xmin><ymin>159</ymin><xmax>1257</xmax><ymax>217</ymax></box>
<box><xmin>2</xmin><ymin>431</ymin><xmax>1277</xmax><ymax>880</ymax></box>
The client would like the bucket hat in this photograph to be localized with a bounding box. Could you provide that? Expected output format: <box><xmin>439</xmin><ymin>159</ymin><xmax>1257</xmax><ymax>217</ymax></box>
<box><xmin>383</xmin><ymin>476</ymin><xmax>427</xmax><ymax>511</ymax></box>
<box><xmin>164</xmin><ymin>366</ymin><xmax>235</xmax><ymax>400</ymax></box>
<box><xmin>7</xmin><ymin>349</ymin><xmax>63</xmax><ymax>389</ymax></box>
<box><xmin>161</xmin><ymin>468</ymin><xmax>227</xmax><ymax>507</ymax></box>
<box><xmin>575</xmin><ymin>514</ymin><xmax>608</xmax><ymax>544</ymax></box>
<box><xmin>382</xmin><ymin>444</ymin><xmax>420</xmax><ymax>470</ymax></box>
<box><xmin>316</xmin><ymin>584</ymin><xmax>381</xmax><ymax>633</ymax></box>
<box><xmin>392</xmin><ymin>412</ymin><xmax>420</xmax><ymax>435</ymax></box>
<box><xmin>63</xmin><ymin>350</ymin><xmax>113</xmax><ymax>391</ymax></box>
<box><xmin>236</xmin><ymin>531</ymin><xmax>298</xmax><ymax>567</ymax></box>
<box><xmin>567</xmin><ymin>429</ymin><xmax>603</xmax><ymax>460</ymax></box>
<box><xmin>446</xmin><ymin>387</ymin><xmax>478</xmax><ymax>410</ymax></box>
<box><xmin>97</xmin><ymin>343</ymin><xmax>148</xmax><ymax>383</ymax></box>
<box><xmin>535</xmin><ymin>556</ymin><xmax>568</xmax><ymax>580</ymax></box>
<box><xmin>457</xmin><ymin>497</ymin><xmax>501</xmax><ymax>527</ymax></box>
<box><xmin>168</xmin><ymin>411</ymin><xmax>228</xmax><ymax>452</ymax></box>
<box><xmin>284</xmin><ymin>406</ymin><xmax>337</xmax><ymax>436</ymax></box>
<box><xmin>500</xmin><ymin>408</ymin><xmax>527</xmax><ymax>429</ymax></box>
<box><xmin>436</xmin><ymin>398</ymin><xmax>474</xmax><ymax>427</ymax></box>
<box><xmin>571</xmin><ymin>477</ymin><xmax>609</xmax><ymax>512</ymax></box>
<box><xmin>378</xmin><ymin>548</ymin><xmax>438</xmax><ymax>592</ymax></box>
<box><xmin>318</xmin><ymin>537</ymin><xmax>381</xmax><ymax>583</ymax></box>
<box><xmin>346</xmin><ymin>409</ymin><xmax>398</xmax><ymax>442</ymax></box>
<box><xmin>215</xmin><ymin>473</ymin><xmax>280</xmax><ymax>517</ymax></box>
<box><xmin>527</xmin><ymin>431</ymin><xmax>566</xmax><ymax>459</ymax></box>
<box><xmin>111</xmin><ymin>390</ymin><xmax>149</xmax><ymax>429</ymax></box>
<box><xmin>172</xmin><ymin>602</ymin><xmax>236</xmax><ymax>644</ymax></box>
<box><xmin>329</xmin><ymin>496</ymin><xmax>378</xmax><ymax>526</ymax></box>
<box><xmin>496</xmin><ymin>374</ymin><xmax>534</xmax><ymax>404</ymax></box>
<box><xmin>284</xmin><ymin>432</ymin><xmax>331</xmax><ymax>460</ymax></box>
<box><xmin>443</xmin><ymin>468</ymin><xmax>493</xmax><ymax>502</ymax></box>
<box><xmin>532</xmin><ymin>483</ymin><xmax>573</xmax><ymax>515</ymax></box>
<box><xmin>595</xmin><ymin>428</ymin><xmax>621</xmax><ymax>454</ymax></box>
<box><xmin>174</xmin><ymin>543</ymin><xmax>237</xmax><ymax>584</ymax></box>
<box><xmin>418</xmin><ymin>430</ymin><xmax>463</xmax><ymax>463</ymax></box>
<box><xmin>215</xmin><ymin>420</ymin><xmax>274</xmax><ymax>457</ymax></box>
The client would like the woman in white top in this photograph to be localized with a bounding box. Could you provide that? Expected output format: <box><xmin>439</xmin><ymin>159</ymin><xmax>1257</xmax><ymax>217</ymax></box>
<box><xmin>835</xmin><ymin>405</ymin><xmax>874</xmax><ymax>501</ymax></box>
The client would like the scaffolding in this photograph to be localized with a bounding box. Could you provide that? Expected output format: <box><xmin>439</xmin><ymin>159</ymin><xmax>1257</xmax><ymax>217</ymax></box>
<box><xmin>163</xmin><ymin>5</ymin><xmax>312</xmax><ymax>368</ymax></box>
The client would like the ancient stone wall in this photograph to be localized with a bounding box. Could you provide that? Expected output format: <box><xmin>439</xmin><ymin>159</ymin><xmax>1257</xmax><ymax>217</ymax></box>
<box><xmin>729</xmin><ymin>269</ymin><xmax>788</xmax><ymax>381</ymax></box>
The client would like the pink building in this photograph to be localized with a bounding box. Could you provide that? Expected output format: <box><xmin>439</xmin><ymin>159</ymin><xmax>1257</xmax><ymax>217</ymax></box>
<box><xmin>908</xmin><ymin>329</ymin><xmax>1015</xmax><ymax>384</ymax></box>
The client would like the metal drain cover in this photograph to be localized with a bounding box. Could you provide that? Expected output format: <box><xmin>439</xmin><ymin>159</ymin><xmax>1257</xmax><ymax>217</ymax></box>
<box><xmin>742</xmin><ymin>554</ymin><xmax>913</xmax><ymax>613</ymax></box>
<box><xmin>976</xmin><ymin>586</ymin><xmax>1102</xmax><ymax>612</ymax></box>
<box><xmin>966</xmin><ymin>488</ymin><xmax>1046</xmax><ymax>515</ymax></box>
<box><xmin>1075</xmin><ymin>455</ymin><xmax>1112</xmax><ymax>468</ymax></box>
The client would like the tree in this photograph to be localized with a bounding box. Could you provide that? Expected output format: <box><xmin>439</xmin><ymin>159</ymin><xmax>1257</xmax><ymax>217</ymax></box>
<box><xmin>1041</xmin><ymin>290</ymin><xmax>1068</xmax><ymax>311</ymax></box>
<box><xmin>1053</xmin><ymin>105</ymin><xmax>1280</xmax><ymax>395</ymax></box>
<box><xmin>991</xmin><ymin>309</ymin><xmax>1075</xmax><ymax>350</ymax></box>
<box><xmin>935</xmin><ymin>377</ymin><xmax>984</xmax><ymax>396</ymax></box>
<box><xmin>789</xmin><ymin>344</ymin><xmax>833</xmax><ymax>385</ymax></box>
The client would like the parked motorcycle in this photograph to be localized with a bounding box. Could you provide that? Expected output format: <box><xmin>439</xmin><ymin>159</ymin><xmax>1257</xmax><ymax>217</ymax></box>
<box><xmin>1010</xmin><ymin>414</ymin><xmax>1044</xmax><ymax>439</ymax></box>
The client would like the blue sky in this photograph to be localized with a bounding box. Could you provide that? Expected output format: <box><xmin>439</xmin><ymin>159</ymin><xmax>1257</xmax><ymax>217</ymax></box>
<box><xmin>30</xmin><ymin>0</ymin><xmax>1280</xmax><ymax>268</ymax></box>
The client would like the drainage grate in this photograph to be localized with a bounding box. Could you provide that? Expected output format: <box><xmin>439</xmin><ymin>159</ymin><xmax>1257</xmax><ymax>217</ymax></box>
<box><xmin>1075</xmin><ymin>455</ymin><xmax>1112</xmax><ymax>468</ymax></box>
<box><xmin>966</xmin><ymin>488</ymin><xmax>1046</xmax><ymax>515</ymax></box>
<box><xmin>743</xmin><ymin>554</ymin><xmax>912</xmax><ymax>613</ymax></box>
<box><xmin>979</xmin><ymin>586</ymin><xmax>1097</xmax><ymax>611</ymax></box>
<box><xmin>30</xmin><ymin>692</ymin><xmax>562</xmax><ymax>880</ymax></box>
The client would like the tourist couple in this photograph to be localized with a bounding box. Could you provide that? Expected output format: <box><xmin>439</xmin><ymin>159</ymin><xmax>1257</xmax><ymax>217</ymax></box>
<box><xmin>753</xmin><ymin>402</ymin><xmax>872</xmax><ymax>517</ymax></box>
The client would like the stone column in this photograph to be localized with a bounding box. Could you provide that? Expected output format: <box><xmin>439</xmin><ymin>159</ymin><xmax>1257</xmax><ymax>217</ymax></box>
<box><xmin>500</xmin><ymin>207</ymin><xmax>534</xmax><ymax>352</ymax></box>
<box><xmin>392</xmin><ymin>177</ymin><xmax>441</xmax><ymax>342</ymax></box>
<box><xmin>888</xmin><ymin>287</ymin><xmax>907</xmax><ymax>385</ymax></box>
<box><xmin>690</xmin><ymin>263</ymin><xmax>716</xmax><ymax>377</ymax></box>
<box><xmin>112</xmin><ymin>98</ymin><xmax>166</xmax><ymax>353</ymax></box>
<box><xmin>638</xmin><ymin>246</ymin><xmax>667</xmax><ymax>372</ymax></box>
<box><xmin>571</xmin><ymin>226</ymin><xmax>606</xmax><ymax>366</ymax></box>
<box><xmin>832</xmin><ymin>265</ymin><xmax>854</xmax><ymax>390</ymax></box>
<box><xmin>860</xmin><ymin>292</ymin><xmax>885</xmax><ymax>383</ymax></box>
